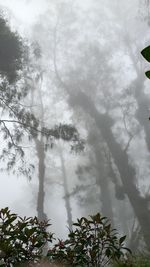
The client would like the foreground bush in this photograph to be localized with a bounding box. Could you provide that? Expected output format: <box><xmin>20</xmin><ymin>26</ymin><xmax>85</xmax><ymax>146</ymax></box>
<box><xmin>0</xmin><ymin>207</ymin><xmax>53</xmax><ymax>266</ymax></box>
<box><xmin>48</xmin><ymin>213</ymin><xmax>130</xmax><ymax>266</ymax></box>
<box><xmin>0</xmin><ymin>208</ymin><xmax>130</xmax><ymax>266</ymax></box>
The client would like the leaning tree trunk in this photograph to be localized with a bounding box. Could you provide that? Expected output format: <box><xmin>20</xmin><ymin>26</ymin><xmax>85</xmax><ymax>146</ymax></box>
<box><xmin>69</xmin><ymin>91</ymin><xmax>150</xmax><ymax>251</ymax></box>
<box><xmin>52</xmin><ymin>22</ymin><xmax>150</xmax><ymax>248</ymax></box>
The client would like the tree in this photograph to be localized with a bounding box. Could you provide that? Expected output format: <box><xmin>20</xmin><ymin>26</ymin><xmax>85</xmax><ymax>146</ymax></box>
<box><xmin>44</xmin><ymin>0</ymin><xmax>150</xmax><ymax>250</ymax></box>
<box><xmin>0</xmin><ymin>14</ymin><xmax>39</xmax><ymax>177</ymax></box>
<box><xmin>0</xmin><ymin>14</ymin><xmax>83</xmax><ymax>187</ymax></box>
<box><xmin>21</xmin><ymin>42</ymin><xmax>84</xmax><ymax>222</ymax></box>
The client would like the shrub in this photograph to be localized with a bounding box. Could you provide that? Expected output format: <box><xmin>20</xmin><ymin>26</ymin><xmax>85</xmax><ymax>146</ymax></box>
<box><xmin>0</xmin><ymin>209</ymin><xmax>131</xmax><ymax>266</ymax></box>
<box><xmin>48</xmin><ymin>213</ymin><xmax>131</xmax><ymax>267</ymax></box>
<box><xmin>0</xmin><ymin>207</ymin><xmax>53</xmax><ymax>266</ymax></box>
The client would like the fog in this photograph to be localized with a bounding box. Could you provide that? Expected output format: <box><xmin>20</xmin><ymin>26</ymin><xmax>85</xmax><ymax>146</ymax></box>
<box><xmin>0</xmin><ymin>0</ymin><xmax>150</xmax><ymax>251</ymax></box>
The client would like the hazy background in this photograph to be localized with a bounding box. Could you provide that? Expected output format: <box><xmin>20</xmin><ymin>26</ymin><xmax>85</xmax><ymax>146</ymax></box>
<box><xmin>0</xmin><ymin>0</ymin><xmax>150</xmax><ymax>251</ymax></box>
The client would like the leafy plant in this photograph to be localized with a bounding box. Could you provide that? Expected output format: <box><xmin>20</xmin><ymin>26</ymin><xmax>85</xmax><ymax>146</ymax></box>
<box><xmin>0</xmin><ymin>207</ymin><xmax>53</xmax><ymax>266</ymax></box>
<box><xmin>141</xmin><ymin>46</ymin><xmax>150</xmax><ymax>79</ymax></box>
<box><xmin>48</xmin><ymin>213</ymin><xmax>131</xmax><ymax>267</ymax></box>
<box><xmin>0</xmin><ymin>209</ymin><xmax>131</xmax><ymax>266</ymax></box>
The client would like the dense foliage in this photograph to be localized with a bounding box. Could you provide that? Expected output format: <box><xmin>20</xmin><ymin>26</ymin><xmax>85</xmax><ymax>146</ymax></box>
<box><xmin>0</xmin><ymin>208</ymin><xmax>130</xmax><ymax>267</ymax></box>
<box><xmin>48</xmin><ymin>213</ymin><xmax>129</xmax><ymax>267</ymax></box>
<box><xmin>0</xmin><ymin>16</ymin><xmax>25</xmax><ymax>83</ymax></box>
<box><xmin>0</xmin><ymin>207</ymin><xmax>53</xmax><ymax>266</ymax></box>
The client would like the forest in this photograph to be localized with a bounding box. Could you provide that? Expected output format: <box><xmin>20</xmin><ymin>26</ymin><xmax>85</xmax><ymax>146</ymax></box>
<box><xmin>0</xmin><ymin>0</ymin><xmax>150</xmax><ymax>266</ymax></box>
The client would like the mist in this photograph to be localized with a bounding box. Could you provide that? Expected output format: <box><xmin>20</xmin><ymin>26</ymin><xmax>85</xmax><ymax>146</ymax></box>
<box><xmin>0</xmin><ymin>0</ymin><xmax>150</xmax><ymax>253</ymax></box>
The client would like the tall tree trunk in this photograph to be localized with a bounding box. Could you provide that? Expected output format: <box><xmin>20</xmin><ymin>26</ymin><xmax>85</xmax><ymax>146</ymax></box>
<box><xmin>35</xmin><ymin>138</ymin><xmax>47</xmax><ymax>221</ymax></box>
<box><xmin>35</xmin><ymin>137</ymin><xmax>49</xmax><ymax>256</ymax></box>
<box><xmin>29</xmin><ymin>71</ymin><xmax>47</xmax><ymax>221</ymax></box>
<box><xmin>59</xmin><ymin>147</ymin><xmax>73</xmax><ymax>230</ymax></box>
<box><xmin>69</xmin><ymin>91</ymin><xmax>150</xmax><ymax>250</ymax></box>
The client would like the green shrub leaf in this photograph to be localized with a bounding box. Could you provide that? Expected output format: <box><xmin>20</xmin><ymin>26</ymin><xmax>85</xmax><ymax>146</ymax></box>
<box><xmin>141</xmin><ymin>46</ymin><xmax>150</xmax><ymax>62</ymax></box>
<box><xmin>145</xmin><ymin>70</ymin><xmax>150</xmax><ymax>79</ymax></box>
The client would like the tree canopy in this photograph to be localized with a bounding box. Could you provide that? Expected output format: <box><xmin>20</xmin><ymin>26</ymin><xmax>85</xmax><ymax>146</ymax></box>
<box><xmin>0</xmin><ymin>15</ymin><xmax>25</xmax><ymax>83</ymax></box>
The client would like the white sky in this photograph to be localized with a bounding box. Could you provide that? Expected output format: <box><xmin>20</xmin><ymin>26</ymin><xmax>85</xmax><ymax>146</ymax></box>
<box><xmin>0</xmin><ymin>0</ymin><xmax>48</xmax><ymax>36</ymax></box>
<box><xmin>0</xmin><ymin>0</ymin><xmax>47</xmax><ymax>23</ymax></box>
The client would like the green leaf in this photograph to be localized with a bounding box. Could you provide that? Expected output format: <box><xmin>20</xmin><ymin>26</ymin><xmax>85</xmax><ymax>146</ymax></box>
<box><xmin>73</xmin><ymin>223</ymin><xmax>80</xmax><ymax>227</ymax></box>
<box><xmin>105</xmin><ymin>248</ymin><xmax>111</xmax><ymax>257</ymax></box>
<box><xmin>90</xmin><ymin>213</ymin><xmax>101</xmax><ymax>223</ymax></box>
<box><xmin>5</xmin><ymin>216</ymin><xmax>17</xmax><ymax>225</ymax></box>
<box><xmin>119</xmin><ymin>235</ymin><xmax>126</xmax><ymax>245</ymax></box>
<box><xmin>141</xmin><ymin>46</ymin><xmax>150</xmax><ymax>62</ymax></box>
<box><xmin>145</xmin><ymin>70</ymin><xmax>150</xmax><ymax>79</ymax></box>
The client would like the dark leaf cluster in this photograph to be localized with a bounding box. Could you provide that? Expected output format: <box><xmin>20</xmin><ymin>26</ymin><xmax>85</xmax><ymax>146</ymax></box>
<box><xmin>0</xmin><ymin>208</ymin><xmax>131</xmax><ymax>267</ymax></box>
<box><xmin>0</xmin><ymin>207</ymin><xmax>53</xmax><ymax>266</ymax></box>
<box><xmin>48</xmin><ymin>213</ymin><xmax>131</xmax><ymax>267</ymax></box>
<box><xmin>42</xmin><ymin>124</ymin><xmax>85</xmax><ymax>153</ymax></box>
<box><xmin>0</xmin><ymin>16</ymin><xmax>25</xmax><ymax>83</ymax></box>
